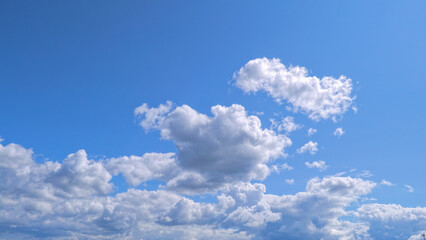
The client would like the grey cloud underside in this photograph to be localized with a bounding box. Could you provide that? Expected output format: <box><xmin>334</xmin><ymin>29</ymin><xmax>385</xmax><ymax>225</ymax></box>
<box><xmin>134</xmin><ymin>103</ymin><xmax>291</xmax><ymax>193</ymax></box>
<box><xmin>1</xmin><ymin>143</ymin><xmax>425</xmax><ymax>239</ymax></box>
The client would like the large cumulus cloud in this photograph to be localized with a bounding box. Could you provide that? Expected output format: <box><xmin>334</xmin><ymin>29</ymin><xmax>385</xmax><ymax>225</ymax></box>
<box><xmin>135</xmin><ymin>103</ymin><xmax>291</xmax><ymax>192</ymax></box>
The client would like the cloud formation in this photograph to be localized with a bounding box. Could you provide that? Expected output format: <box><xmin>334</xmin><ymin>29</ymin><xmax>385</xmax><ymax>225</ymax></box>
<box><xmin>135</xmin><ymin>103</ymin><xmax>291</xmax><ymax>193</ymax></box>
<box><xmin>270</xmin><ymin>116</ymin><xmax>302</xmax><ymax>133</ymax></box>
<box><xmin>334</xmin><ymin>127</ymin><xmax>345</xmax><ymax>137</ymax></box>
<box><xmin>307</xmin><ymin>128</ymin><xmax>317</xmax><ymax>136</ymax></box>
<box><xmin>305</xmin><ymin>160</ymin><xmax>328</xmax><ymax>171</ymax></box>
<box><xmin>297</xmin><ymin>141</ymin><xmax>318</xmax><ymax>155</ymax></box>
<box><xmin>1</xmin><ymin>142</ymin><xmax>424</xmax><ymax>240</ymax></box>
<box><xmin>234</xmin><ymin>58</ymin><xmax>354</xmax><ymax>120</ymax></box>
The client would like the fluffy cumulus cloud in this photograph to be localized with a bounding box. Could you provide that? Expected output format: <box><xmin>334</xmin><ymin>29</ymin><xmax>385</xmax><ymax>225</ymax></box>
<box><xmin>134</xmin><ymin>102</ymin><xmax>291</xmax><ymax>193</ymax></box>
<box><xmin>234</xmin><ymin>58</ymin><xmax>354</xmax><ymax>120</ymax></box>
<box><xmin>357</xmin><ymin>204</ymin><xmax>426</xmax><ymax>239</ymax></box>
<box><xmin>305</xmin><ymin>160</ymin><xmax>328</xmax><ymax>171</ymax></box>
<box><xmin>297</xmin><ymin>141</ymin><xmax>318</xmax><ymax>155</ymax></box>
<box><xmin>1</xmin><ymin>142</ymin><xmax>425</xmax><ymax>239</ymax></box>
<box><xmin>270</xmin><ymin>116</ymin><xmax>302</xmax><ymax>133</ymax></box>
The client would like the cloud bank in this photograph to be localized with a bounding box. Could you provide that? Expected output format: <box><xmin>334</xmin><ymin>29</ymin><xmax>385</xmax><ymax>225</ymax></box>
<box><xmin>1</xmin><ymin>142</ymin><xmax>424</xmax><ymax>239</ymax></box>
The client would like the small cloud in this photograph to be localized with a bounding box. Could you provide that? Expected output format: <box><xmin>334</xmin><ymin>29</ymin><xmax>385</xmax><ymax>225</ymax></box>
<box><xmin>355</xmin><ymin>170</ymin><xmax>373</xmax><ymax>178</ymax></box>
<box><xmin>305</xmin><ymin>160</ymin><xmax>328</xmax><ymax>171</ymax></box>
<box><xmin>285</xmin><ymin>179</ymin><xmax>295</xmax><ymax>184</ymax></box>
<box><xmin>270</xmin><ymin>116</ymin><xmax>302</xmax><ymax>134</ymax></box>
<box><xmin>334</xmin><ymin>128</ymin><xmax>345</xmax><ymax>137</ymax></box>
<box><xmin>0</xmin><ymin>136</ymin><xmax>4</xmax><ymax>143</ymax></box>
<box><xmin>380</xmin><ymin>179</ymin><xmax>394</xmax><ymax>186</ymax></box>
<box><xmin>307</xmin><ymin>128</ymin><xmax>317</xmax><ymax>136</ymax></box>
<box><xmin>334</xmin><ymin>172</ymin><xmax>347</xmax><ymax>177</ymax></box>
<box><xmin>281</xmin><ymin>163</ymin><xmax>294</xmax><ymax>171</ymax></box>
<box><xmin>297</xmin><ymin>141</ymin><xmax>318</xmax><ymax>155</ymax></box>
<box><xmin>404</xmin><ymin>184</ymin><xmax>414</xmax><ymax>193</ymax></box>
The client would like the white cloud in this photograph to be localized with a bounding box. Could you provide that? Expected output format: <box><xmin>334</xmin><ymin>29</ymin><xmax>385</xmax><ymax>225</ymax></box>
<box><xmin>105</xmin><ymin>152</ymin><xmax>178</xmax><ymax>186</ymax></box>
<box><xmin>280</xmin><ymin>163</ymin><xmax>294</xmax><ymax>171</ymax></box>
<box><xmin>234</xmin><ymin>58</ymin><xmax>354</xmax><ymax>121</ymax></box>
<box><xmin>334</xmin><ymin>127</ymin><xmax>344</xmax><ymax>137</ymax></box>
<box><xmin>297</xmin><ymin>141</ymin><xmax>318</xmax><ymax>155</ymax></box>
<box><xmin>405</xmin><ymin>184</ymin><xmax>414</xmax><ymax>193</ymax></box>
<box><xmin>357</xmin><ymin>204</ymin><xmax>426</xmax><ymax>239</ymax></box>
<box><xmin>134</xmin><ymin>100</ymin><xmax>173</xmax><ymax>131</ymax></box>
<box><xmin>307</xmin><ymin>128</ymin><xmax>317</xmax><ymax>136</ymax></box>
<box><xmin>1</xmin><ymin>144</ymin><xmax>423</xmax><ymax>240</ymax></box>
<box><xmin>135</xmin><ymin>103</ymin><xmax>291</xmax><ymax>193</ymax></box>
<box><xmin>285</xmin><ymin>179</ymin><xmax>294</xmax><ymax>184</ymax></box>
<box><xmin>263</xmin><ymin>176</ymin><xmax>376</xmax><ymax>239</ymax></box>
<box><xmin>270</xmin><ymin>116</ymin><xmax>302</xmax><ymax>133</ymax></box>
<box><xmin>380</xmin><ymin>179</ymin><xmax>394</xmax><ymax>186</ymax></box>
<box><xmin>305</xmin><ymin>160</ymin><xmax>328</xmax><ymax>171</ymax></box>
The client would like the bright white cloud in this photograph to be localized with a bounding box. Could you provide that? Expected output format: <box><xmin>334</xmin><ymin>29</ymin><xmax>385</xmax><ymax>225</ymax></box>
<box><xmin>134</xmin><ymin>100</ymin><xmax>174</xmax><ymax>131</ymax></box>
<box><xmin>135</xmin><ymin>103</ymin><xmax>291</xmax><ymax>193</ymax></box>
<box><xmin>307</xmin><ymin>128</ymin><xmax>317</xmax><ymax>136</ymax></box>
<box><xmin>270</xmin><ymin>116</ymin><xmax>302</xmax><ymax>133</ymax></box>
<box><xmin>305</xmin><ymin>160</ymin><xmax>328</xmax><ymax>171</ymax></box>
<box><xmin>234</xmin><ymin>58</ymin><xmax>354</xmax><ymax>120</ymax></box>
<box><xmin>334</xmin><ymin>127</ymin><xmax>344</xmax><ymax>137</ymax></box>
<box><xmin>297</xmin><ymin>141</ymin><xmax>318</xmax><ymax>155</ymax></box>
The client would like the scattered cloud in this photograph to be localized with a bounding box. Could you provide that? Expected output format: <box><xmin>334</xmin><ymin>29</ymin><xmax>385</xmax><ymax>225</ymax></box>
<box><xmin>280</xmin><ymin>163</ymin><xmax>294</xmax><ymax>171</ymax></box>
<box><xmin>270</xmin><ymin>116</ymin><xmax>302</xmax><ymax>133</ymax></box>
<box><xmin>234</xmin><ymin>58</ymin><xmax>354</xmax><ymax>121</ymax></box>
<box><xmin>334</xmin><ymin>127</ymin><xmax>345</xmax><ymax>137</ymax></box>
<box><xmin>380</xmin><ymin>179</ymin><xmax>394</xmax><ymax>186</ymax></box>
<box><xmin>307</xmin><ymin>128</ymin><xmax>317</xmax><ymax>136</ymax></box>
<box><xmin>405</xmin><ymin>184</ymin><xmax>414</xmax><ymax>193</ymax></box>
<box><xmin>305</xmin><ymin>160</ymin><xmax>328</xmax><ymax>171</ymax></box>
<box><xmin>297</xmin><ymin>141</ymin><xmax>318</xmax><ymax>155</ymax></box>
<box><xmin>284</xmin><ymin>179</ymin><xmax>294</xmax><ymax>184</ymax></box>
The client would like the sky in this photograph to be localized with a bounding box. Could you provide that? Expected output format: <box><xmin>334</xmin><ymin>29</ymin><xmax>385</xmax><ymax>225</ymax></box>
<box><xmin>0</xmin><ymin>1</ymin><xmax>425</xmax><ymax>239</ymax></box>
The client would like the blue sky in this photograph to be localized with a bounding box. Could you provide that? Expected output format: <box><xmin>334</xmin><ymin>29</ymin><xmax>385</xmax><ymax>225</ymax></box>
<box><xmin>1</xmin><ymin>1</ymin><xmax>425</xmax><ymax>239</ymax></box>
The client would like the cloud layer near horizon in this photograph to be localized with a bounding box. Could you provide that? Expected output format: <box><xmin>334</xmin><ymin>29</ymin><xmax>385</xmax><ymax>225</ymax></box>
<box><xmin>1</xmin><ymin>137</ymin><xmax>425</xmax><ymax>239</ymax></box>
